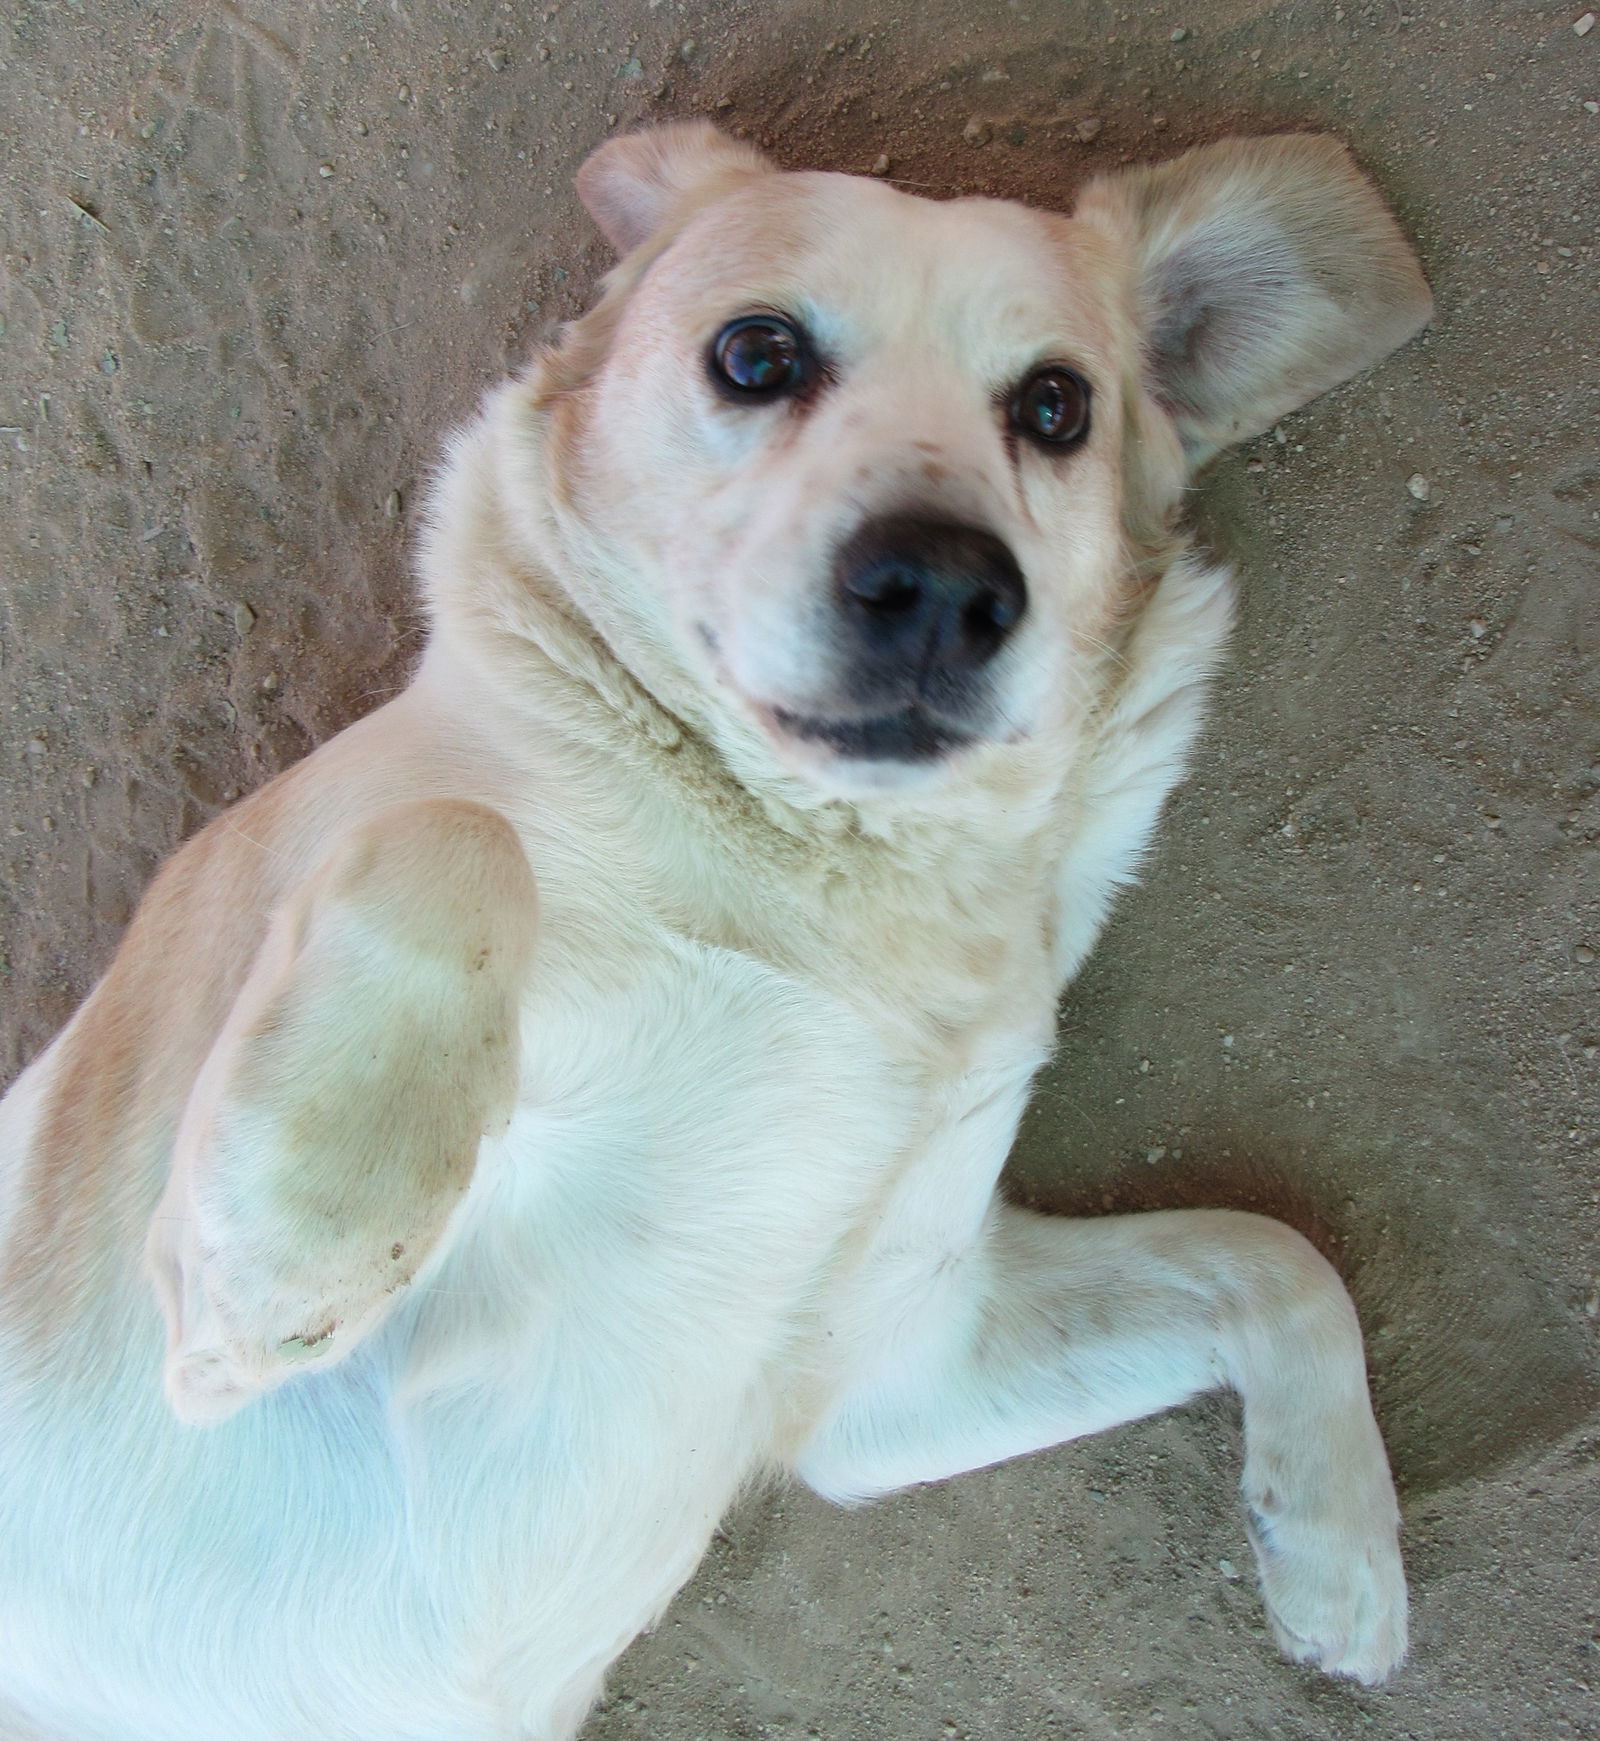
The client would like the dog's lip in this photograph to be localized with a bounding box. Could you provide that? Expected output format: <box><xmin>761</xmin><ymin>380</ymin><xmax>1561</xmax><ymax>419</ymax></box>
<box><xmin>766</xmin><ymin>704</ymin><xmax>976</xmax><ymax>763</ymax></box>
<box><xmin>703</xmin><ymin>638</ymin><xmax>987</xmax><ymax>767</ymax></box>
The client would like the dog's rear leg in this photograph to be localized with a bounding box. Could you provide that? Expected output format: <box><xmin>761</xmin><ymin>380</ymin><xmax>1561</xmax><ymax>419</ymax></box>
<box><xmin>797</xmin><ymin>1204</ymin><xmax>1406</xmax><ymax>1684</ymax></box>
<box><xmin>146</xmin><ymin>798</ymin><xmax>538</xmax><ymax>1423</ymax></box>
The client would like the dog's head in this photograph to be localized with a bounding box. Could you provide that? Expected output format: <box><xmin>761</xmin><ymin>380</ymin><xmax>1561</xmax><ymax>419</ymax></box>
<box><xmin>487</xmin><ymin>124</ymin><xmax>1429</xmax><ymax>801</ymax></box>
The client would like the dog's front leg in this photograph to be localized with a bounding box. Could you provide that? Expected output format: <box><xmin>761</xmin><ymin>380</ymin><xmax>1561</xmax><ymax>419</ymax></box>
<box><xmin>146</xmin><ymin>798</ymin><xmax>538</xmax><ymax>1423</ymax></box>
<box><xmin>797</xmin><ymin>1202</ymin><xmax>1406</xmax><ymax>1684</ymax></box>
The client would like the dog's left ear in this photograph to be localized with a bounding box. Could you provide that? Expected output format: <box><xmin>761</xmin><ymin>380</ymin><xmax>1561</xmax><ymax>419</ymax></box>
<box><xmin>576</xmin><ymin>121</ymin><xmax>776</xmax><ymax>256</ymax></box>
<box><xmin>1076</xmin><ymin>134</ymin><xmax>1432</xmax><ymax>464</ymax></box>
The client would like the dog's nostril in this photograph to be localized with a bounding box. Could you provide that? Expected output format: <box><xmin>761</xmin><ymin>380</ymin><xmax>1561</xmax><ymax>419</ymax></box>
<box><xmin>844</xmin><ymin>563</ymin><xmax>922</xmax><ymax>614</ymax></box>
<box><xmin>972</xmin><ymin>587</ymin><xmax>1022</xmax><ymax>634</ymax></box>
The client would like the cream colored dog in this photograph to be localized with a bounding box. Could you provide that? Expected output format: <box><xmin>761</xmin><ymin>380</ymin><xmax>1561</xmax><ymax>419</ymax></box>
<box><xmin>0</xmin><ymin>123</ymin><xmax>1431</xmax><ymax>1739</ymax></box>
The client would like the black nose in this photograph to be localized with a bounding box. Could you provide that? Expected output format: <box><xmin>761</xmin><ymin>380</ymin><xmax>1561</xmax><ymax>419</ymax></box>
<box><xmin>834</xmin><ymin>517</ymin><xmax>1027</xmax><ymax>687</ymax></box>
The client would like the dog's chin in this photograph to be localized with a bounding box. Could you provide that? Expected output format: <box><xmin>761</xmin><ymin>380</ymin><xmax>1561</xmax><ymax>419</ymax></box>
<box><xmin>754</xmin><ymin>703</ymin><xmax>983</xmax><ymax>797</ymax></box>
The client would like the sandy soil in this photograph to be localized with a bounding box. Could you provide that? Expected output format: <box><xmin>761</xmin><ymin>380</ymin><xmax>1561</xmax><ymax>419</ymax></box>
<box><xmin>1</xmin><ymin>0</ymin><xmax>1596</xmax><ymax>1735</ymax></box>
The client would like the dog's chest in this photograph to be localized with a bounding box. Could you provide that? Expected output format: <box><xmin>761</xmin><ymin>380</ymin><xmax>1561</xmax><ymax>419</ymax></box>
<box><xmin>471</xmin><ymin>888</ymin><xmax>1054</xmax><ymax>1379</ymax></box>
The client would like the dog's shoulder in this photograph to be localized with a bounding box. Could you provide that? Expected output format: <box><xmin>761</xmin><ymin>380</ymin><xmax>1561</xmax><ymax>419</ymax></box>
<box><xmin>0</xmin><ymin>694</ymin><xmax>492</xmax><ymax>1345</ymax></box>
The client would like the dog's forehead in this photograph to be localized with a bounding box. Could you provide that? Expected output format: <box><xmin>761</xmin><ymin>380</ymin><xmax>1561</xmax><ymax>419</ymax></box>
<box><xmin>646</xmin><ymin>170</ymin><xmax>1125</xmax><ymax>376</ymax></box>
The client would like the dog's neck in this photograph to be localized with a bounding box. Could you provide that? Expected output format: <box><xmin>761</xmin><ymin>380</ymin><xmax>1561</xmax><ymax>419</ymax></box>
<box><xmin>417</xmin><ymin>522</ymin><xmax>1071</xmax><ymax>1055</ymax></box>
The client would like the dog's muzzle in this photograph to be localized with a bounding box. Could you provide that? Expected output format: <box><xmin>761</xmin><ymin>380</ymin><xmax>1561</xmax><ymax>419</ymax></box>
<box><xmin>775</xmin><ymin>516</ymin><xmax>1026</xmax><ymax>762</ymax></box>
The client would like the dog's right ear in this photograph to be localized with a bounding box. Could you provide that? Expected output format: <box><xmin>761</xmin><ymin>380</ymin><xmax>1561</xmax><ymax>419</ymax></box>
<box><xmin>576</xmin><ymin>121</ymin><xmax>775</xmax><ymax>256</ymax></box>
<box><xmin>1076</xmin><ymin>135</ymin><xmax>1432</xmax><ymax>465</ymax></box>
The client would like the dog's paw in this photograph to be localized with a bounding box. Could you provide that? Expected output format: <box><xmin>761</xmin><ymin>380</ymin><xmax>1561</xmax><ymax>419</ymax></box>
<box><xmin>1246</xmin><ymin>1495</ymin><xmax>1408</xmax><ymax>1685</ymax></box>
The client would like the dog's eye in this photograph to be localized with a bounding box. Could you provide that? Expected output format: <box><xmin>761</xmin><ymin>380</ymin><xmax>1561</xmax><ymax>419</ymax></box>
<box><xmin>1011</xmin><ymin>366</ymin><xmax>1092</xmax><ymax>448</ymax></box>
<box><xmin>709</xmin><ymin>316</ymin><xmax>808</xmax><ymax>399</ymax></box>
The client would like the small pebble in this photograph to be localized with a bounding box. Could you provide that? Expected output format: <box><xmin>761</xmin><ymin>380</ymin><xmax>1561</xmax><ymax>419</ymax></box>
<box><xmin>962</xmin><ymin>117</ymin><xmax>992</xmax><ymax>146</ymax></box>
<box><xmin>1218</xmin><ymin>1559</ymin><xmax>1239</xmax><ymax>1580</ymax></box>
<box><xmin>1407</xmin><ymin>472</ymin><xmax>1430</xmax><ymax>500</ymax></box>
<box><xmin>1468</xmin><ymin>618</ymin><xmax>1487</xmax><ymax>638</ymax></box>
<box><xmin>870</xmin><ymin>153</ymin><xmax>891</xmax><ymax>176</ymax></box>
<box><xmin>679</xmin><ymin>37</ymin><xmax>697</xmax><ymax>59</ymax></box>
<box><xmin>1574</xmin><ymin>11</ymin><xmax>1595</xmax><ymax>35</ymax></box>
<box><xmin>1576</xmin><ymin>945</ymin><xmax>1596</xmax><ymax>965</ymax></box>
<box><xmin>1075</xmin><ymin>115</ymin><xmax>1103</xmax><ymax>141</ymax></box>
<box><xmin>1170</xmin><ymin>25</ymin><xmax>1189</xmax><ymax>40</ymax></box>
<box><xmin>486</xmin><ymin>49</ymin><xmax>508</xmax><ymax>72</ymax></box>
<box><xmin>385</xmin><ymin>490</ymin><xmax>402</xmax><ymax>518</ymax></box>
<box><xmin>318</xmin><ymin>164</ymin><xmax>334</xmax><ymax>178</ymax></box>
<box><xmin>398</xmin><ymin>83</ymin><xmax>411</xmax><ymax>101</ymax></box>
<box><xmin>1586</xmin><ymin>100</ymin><xmax>1599</xmax><ymax>113</ymax></box>
<box><xmin>232</xmin><ymin>601</ymin><xmax>256</xmax><ymax>635</ymax></box>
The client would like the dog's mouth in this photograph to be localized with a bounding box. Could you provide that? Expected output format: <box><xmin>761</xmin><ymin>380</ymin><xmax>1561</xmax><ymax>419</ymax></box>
<box><xmin>767</xmin><ymin>705</ymin><xmax>977</xmax><ymax>764</ymax></box>
<box><xmin>700</xmin><ymin>622</ymin><xmax>996</xmax><ymax>783</ymax></box>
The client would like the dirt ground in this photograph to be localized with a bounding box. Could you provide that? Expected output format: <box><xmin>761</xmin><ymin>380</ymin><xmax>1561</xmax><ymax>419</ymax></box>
<box><xmin>1</xmin><ymin>0</ymin><xmax>1596</xmax><ymax>1736</ymax></box>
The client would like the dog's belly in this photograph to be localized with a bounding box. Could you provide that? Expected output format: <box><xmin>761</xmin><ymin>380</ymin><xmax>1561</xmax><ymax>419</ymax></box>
<box><xmin>374</xmin><ymin>925</ymin><xmax>1049</xmax><ymax>1721</ymax></box>
<box><xmin>0</xmin><ymin>927</ymin><xmax>969</xmax><ymax>1740</ymax></box>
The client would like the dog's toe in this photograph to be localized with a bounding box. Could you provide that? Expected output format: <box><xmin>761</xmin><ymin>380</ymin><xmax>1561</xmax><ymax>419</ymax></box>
<box><xmin>1253</xmin><ymin>1511</ymin><xmax>1408</xmax><ymax>1684</ymax></box>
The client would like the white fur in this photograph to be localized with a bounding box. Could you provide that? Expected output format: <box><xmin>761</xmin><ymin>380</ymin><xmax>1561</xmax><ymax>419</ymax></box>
<box><xmin>0</xmin><ymin>127</ymin><xmax>1431</xmax><ymax>1738</ymax></box>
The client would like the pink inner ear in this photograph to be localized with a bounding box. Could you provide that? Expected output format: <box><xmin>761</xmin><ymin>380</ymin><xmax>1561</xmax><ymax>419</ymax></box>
<box><xmin>574</xmin><ymin>123</ymin><xmax>775</xmax><ymax>257</ymax></box>
<box><xmin>575</xmin><ymin>156</ymin><xmax>665</xmax><ymax>256</ymax></box>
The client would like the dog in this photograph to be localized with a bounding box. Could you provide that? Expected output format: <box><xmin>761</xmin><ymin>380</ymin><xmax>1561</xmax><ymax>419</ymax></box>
<box><xmin>0</xmin><ymin>122</ymin><xmax>1431</xmax><ymax>1739</ymax></box>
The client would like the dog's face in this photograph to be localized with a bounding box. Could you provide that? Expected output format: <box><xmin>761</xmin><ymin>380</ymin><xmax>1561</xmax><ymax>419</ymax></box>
<box><xmin>504</xmin><ymin>125</ymin><xmax>1431</xmax><ymax>800</ymax></box>
<box><xmin>553</xmin><ymin>173</ymin><xmax>1136</xmax><ymax>795</ymax></box>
